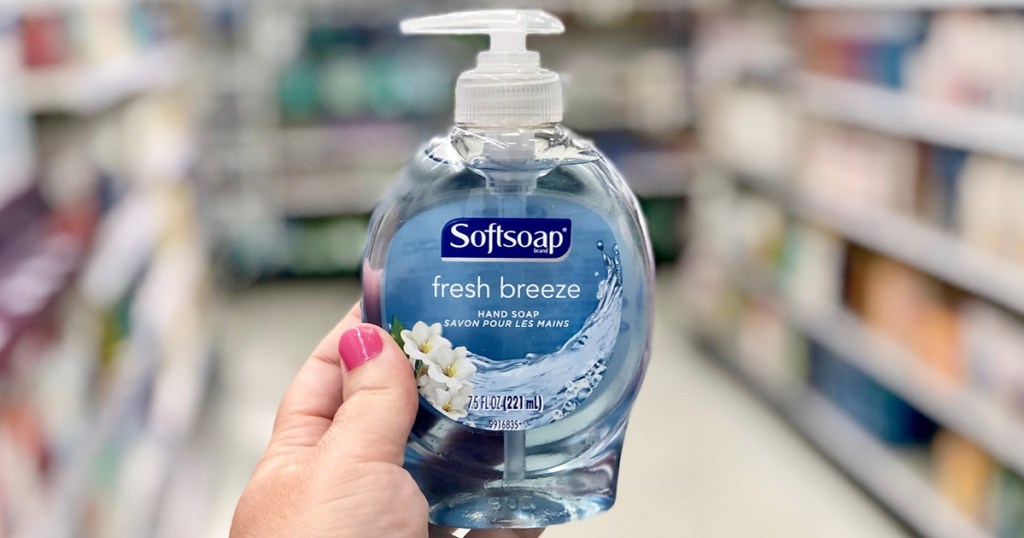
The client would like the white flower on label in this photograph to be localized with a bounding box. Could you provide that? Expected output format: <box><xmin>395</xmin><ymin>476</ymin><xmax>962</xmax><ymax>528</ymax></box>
<box><xmin>401</xmin><ymin>321</ymin><xmax>451</xmax><ymax>361</ymax></box>
<box><xmin>427</xmin><ymin>383</ymin><xmax>473</xmax><ymax>419</ymax></box>
<box><xmin>427</xmin><ymin>346</ymin><xmax>476</xmax><ymax>389</ymax></box>
<box><xmin>417</xmin><ymin>373</ymin><xmax>445</xmax><ymax>394</ymax></box>
<box><xmin>418</xmin><ymin>343</ymin><xmax>454</xmax><ymax>373</ymax></box>
<box><xmin>396</xmin><ymin>319</ymin><xmax>478</xmax><ymax>420</ymax></box>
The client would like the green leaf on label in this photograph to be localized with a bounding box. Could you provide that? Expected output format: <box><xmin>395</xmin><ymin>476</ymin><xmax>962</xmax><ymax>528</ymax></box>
<box><xmin>390</xmin><ymin>315</ymin><xmax>406</xmax><ymax>351</ymax></box>
<box><xmin>414</xmin><ymin>360</ymin><xmax>424</xmax><ymax>377</ymax></box>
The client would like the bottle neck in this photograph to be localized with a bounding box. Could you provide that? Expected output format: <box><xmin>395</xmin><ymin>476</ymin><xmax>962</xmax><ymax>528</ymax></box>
<box><xmin>448</xmin><ymin>123</ymin><xmax>564</xmax><ymax>193</ymax></box>
<box><xmin>454</xmin><ymin>122</ymin><xmax>561</xmax><ymax>137</ymax></box>
<box><xmin>451</xmin><ymin>123</ymin><xmax>562</xmax><ymax>164</ymax></box>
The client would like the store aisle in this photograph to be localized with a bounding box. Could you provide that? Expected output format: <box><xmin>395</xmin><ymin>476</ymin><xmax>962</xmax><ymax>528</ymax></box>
<box><xmin>545</xmin><ymin>276</ymin><xmax>908</xmax><ymax>538</ymax></box>
<box><xmin>205</xmin><ymin>277</ymin><xmax>908</xmax><ymax>538</ymax></box>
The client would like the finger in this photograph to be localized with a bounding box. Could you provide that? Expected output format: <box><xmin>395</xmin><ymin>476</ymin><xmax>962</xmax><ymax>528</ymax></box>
<box><xmin>465</xmin><ymin>529</ymin><xmax>544</xmax><ymax>538</ymax></box>
<box><xmin>321</xmin><ymin>322</ymin><xmax>419</xmax><ymax>465</ymax></box>
<box><xmin>265</xmin><ymin>302</ymin><xmax>362</xmax><ymax>457</ymax></box>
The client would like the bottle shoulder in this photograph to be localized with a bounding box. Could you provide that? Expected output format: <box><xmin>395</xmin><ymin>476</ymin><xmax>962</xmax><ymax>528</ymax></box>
<box><xmin>375</xmin><ymin>151</ymin><xmax>639</xmax><ymax>222</ymax></box>
<box><xmin>383</xmin><ymin>125</ymin><xmax>636</xmax><ymax>205</ymax></box>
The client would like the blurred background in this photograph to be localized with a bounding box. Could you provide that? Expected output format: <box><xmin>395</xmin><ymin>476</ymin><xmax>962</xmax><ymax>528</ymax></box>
<box><xmin>1</xmin><ymin>0</ymin><xmax>1023</xmax><ymax>536</ymax></box>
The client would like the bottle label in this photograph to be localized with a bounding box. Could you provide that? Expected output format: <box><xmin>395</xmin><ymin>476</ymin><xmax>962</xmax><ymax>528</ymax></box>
<box><xmin>382</xmin><ymin>201</ymin><xmax>622</xmax><ymax>431</ymax></box>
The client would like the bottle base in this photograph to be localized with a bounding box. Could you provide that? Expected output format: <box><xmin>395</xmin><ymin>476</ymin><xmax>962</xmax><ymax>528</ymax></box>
<box><xmin>427</xmin><ymin>480</ymin><xmax>615</xmax><ymax>529</ymax></box>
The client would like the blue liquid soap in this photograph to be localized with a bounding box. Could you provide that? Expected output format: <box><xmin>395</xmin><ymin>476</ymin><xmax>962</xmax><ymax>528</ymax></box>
<box><xmin>361</xmin><ymin>10</ymin><xmax>653</xmax><ymax>529</ymax></box>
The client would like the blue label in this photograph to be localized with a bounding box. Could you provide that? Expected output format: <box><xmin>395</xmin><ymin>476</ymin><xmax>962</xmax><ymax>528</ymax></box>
<box><xmin>383</xmin><ymin>199</ymin><xmax>623</xmax><ymax>431</ymax></box>
<box><xmin>440</xmin><ymin>218</ymin><xmax>572</xmax><ymax>261</ymax></box>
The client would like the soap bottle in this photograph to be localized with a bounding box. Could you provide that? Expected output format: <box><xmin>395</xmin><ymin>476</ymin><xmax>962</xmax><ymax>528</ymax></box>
<box><xmin>361</xmin><ymin>10</ymin><xmax>653</xmax><ymax>529</ymax></box>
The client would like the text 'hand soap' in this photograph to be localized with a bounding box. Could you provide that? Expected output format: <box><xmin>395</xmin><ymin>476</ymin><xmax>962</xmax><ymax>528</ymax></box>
<box><xmin>361</xmin><ymin>9</ymin><xmax>654</xmax><ymax>529</ymax></box>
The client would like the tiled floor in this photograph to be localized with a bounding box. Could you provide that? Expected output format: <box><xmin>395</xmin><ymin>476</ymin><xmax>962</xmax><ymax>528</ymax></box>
<box><xmin>205</xmin><ymin>278</ymin><xmax>908</xmax><ymax>538</ymax></box>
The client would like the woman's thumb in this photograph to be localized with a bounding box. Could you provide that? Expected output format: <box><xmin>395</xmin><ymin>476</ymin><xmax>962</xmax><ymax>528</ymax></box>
<box><xmin>323</xmin><ymin>324</ymin><xmax>419</xmax><ymax>465</ymax></box>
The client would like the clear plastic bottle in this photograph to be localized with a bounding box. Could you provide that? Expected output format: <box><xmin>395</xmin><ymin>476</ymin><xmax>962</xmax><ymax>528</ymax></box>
<box><xmin>361</xmin><ymin>10</ymin><xmax>653</xmax><ymax>529</ymax></box>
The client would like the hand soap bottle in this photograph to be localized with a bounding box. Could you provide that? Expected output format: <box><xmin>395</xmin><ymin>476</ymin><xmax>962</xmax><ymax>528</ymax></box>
<box><xmin>361</xmin><ymin>10</ymin><xmax>653</xmax><ymax>529</ymax></box>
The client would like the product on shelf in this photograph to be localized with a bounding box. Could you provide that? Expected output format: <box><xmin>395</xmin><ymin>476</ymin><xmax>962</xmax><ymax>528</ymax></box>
<box><xmin>0</xmin><ymin>25</ymin><xmax>34</xmax><ymax>205</ymax></box>
<box><xmin>560</xmin><ymin>46</ymin><xmax>690</xmax><ymax>134</ymax></box>
<box><xmin>994</xmin><ymin>468</ymin><xmax>1024</xmax><ymax>537</ymax></box>
<box><xmin>907</xmin><ymin>11</ymin><xmax>1024</xmax><ymax>114</ymax></box>
<box><xmin>918</xmin><ymin>145</ymin><xmax>968</xmax><ymax>230</ymax></box>
<box><xmin>278</xmin><ymin>55</ymin><xmax>320</xmax><ymax>123</ymax></box>
<box><xmin>960</xmin><ymin>300</ymin><xmax>1024</xmax><ymax>419</ymax></box>
<box><xmin>797</xmin><ymin>9</ymin><xmax>1024</xmax><ymax>116</ymax></box>
<box><xmin>681</xmin><ymin>239</ymin><xmax>741</xmax><ymax>336</ymax></box>
<box><xmin>797</xmin><ymin>10</ymin><xmax>925</xmax><ymax>89</ymax></box>
<box><xmin>275</xmin><ymin>22</ymin><xmax>466</xmax><ymax>125</ymax></box>
<box><xmin>798</xmin><ymin>120</ymin><xmax>917</xmax><ymax>213</ymax></box>
<box><xmin>846</xmin><ymin>250</ymin><xmax>965</xmax><ymax>381</ymax></box>
<box><xmin>283</xmin><ymin>215</ymin><xmax>368</xmax><ymax>276</ymax></box>
<box><xmin>19</xmin><ymin>3</ymin><xmax>172</xmax><ymax>71</ymax></box>
<box><xmin>932</xmin><ymin>430</ymin><xmax>995</xmax><ymax>524</ymax></box>
<box><xmin>729</xmin><ymin>194</ymin><xmax>787</xmax><ymax>272</ymax></box>
<box><xmin>694</xmin><ymin>7</ymin><xmax>792</xmax><ymax>85</ymax></box>
<box><xmin>809</xmin><ymin>340</ymin><xmax>938</xmax><ymax>445</ymax></box>
<box><xmin>957</xmin><ymin>154</ymin><xmax>1024</xmax><ymax>264</ymax></box>
<box><xmin>318</xmin><ymin>55</ymin><xmax>366</xmax><ymax>118</ymax></box>
<box><xmin>685</xmin><ymin>183</ymin><xmax>786</xmax><ymax>274</ymax></box>
<box><xmin>20</xmin><ymin>12</ymin><xmax>70</xmax><ymax>68</ymax></box>
<box><xmin>703</xmin><ymin>84</ymin><xmax>797</xmax><ymax>180</ymax></box>
<box><xmin>737</xmin><ymin>297</ymin><xmax>805</xmax><ymax>391</ymax></box>
<box><xmin>781</xmin><ymin>224</ymin><xmax>843</xmax><ymax>318</ymax></box>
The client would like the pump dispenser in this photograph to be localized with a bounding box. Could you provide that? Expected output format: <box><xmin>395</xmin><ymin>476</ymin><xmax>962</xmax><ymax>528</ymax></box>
<box><xmin>401</xmin><ymin>10</ymin><xmax>564</xmax><ymax>126</ymax></box>
<box><xmin>362</xmin><ymin>10</ymin><xmax>653</xmax><ymax>529</ymax></box>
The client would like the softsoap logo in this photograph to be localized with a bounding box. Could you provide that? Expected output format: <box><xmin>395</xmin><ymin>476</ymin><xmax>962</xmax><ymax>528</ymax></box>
<box><xmin>441</xmin><ymin>218</ymin><xmax>572</xmax><ymax>261</ymax></box>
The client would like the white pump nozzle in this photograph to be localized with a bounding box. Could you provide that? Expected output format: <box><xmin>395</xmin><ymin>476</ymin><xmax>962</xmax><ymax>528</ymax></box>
<box><xmin>401</xmin><ymin>10</ymin><xmax>565</xmax><ymax>126</ymax></box>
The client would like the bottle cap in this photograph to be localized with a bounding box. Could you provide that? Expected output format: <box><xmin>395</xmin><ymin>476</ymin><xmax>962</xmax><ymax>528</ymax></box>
<box><xmin>401</xmin><ymin>10</ymin><xmax>564</xmax><ymax>126</ymax></box>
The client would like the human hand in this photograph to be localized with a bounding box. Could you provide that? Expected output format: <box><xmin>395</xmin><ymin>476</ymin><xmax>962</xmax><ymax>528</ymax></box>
<box><xmin>230</xmin><ymin>302</ymin><xmax>544</xmax><ymax>538</ymax></box>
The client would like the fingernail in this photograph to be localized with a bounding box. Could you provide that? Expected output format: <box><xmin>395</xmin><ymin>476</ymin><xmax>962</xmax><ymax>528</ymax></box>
<box><xmin>338</xmin><ymin>325</ymin><xmax>383</xmax><ymax>371</ymax></box>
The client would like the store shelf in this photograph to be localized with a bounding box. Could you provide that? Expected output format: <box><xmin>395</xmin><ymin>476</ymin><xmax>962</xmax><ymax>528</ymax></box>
<box><xmin>698</xmin><ymin>333</ymin><xmax>990</xmax><ymax>538</ymax></box>
<box><xmin>0</xmin><ymin>0</ymin><xmax>187</xmax><ymax>12</ymax></box>
<box><xmin>791</xmin><ymin>0</ymin><xmax>1024</xmax><ymax>7</ymax></box>
<box><xmin>21</xmin><ymin>43</ymin><xmax>186</xmax><ymax>115</ymax></box>
<box><xmin>272</xmin><ymin>122</ymin><xmax>421</xmax><ymax>194</ymax></box>
<box><xmin>696</xmin><ymin>38</ymin><xmax>794</xmax><ymax>82</ymax></box>
<box><xmin>797</xmin><ymin>306</ymin><xmax>1024</xmax><ymax>478</ymax></box>
<box><xmin>79</xmin><ymin>194</ymin><xmax>163</xmax><ymax>307</ymax></box>
<box><xmin>720</xmin><ymin>262</ymin><xmax>1024</xmax><ymax>478</ymax></box>
<box><xmin>730</xmin><ymin>171</ymin><xmax>1024</xmax><ymax>320</ymax></box>
<box><xmin>280</xmin><ymin>159</ymin><xmax>692</xmax><ymax>219</ymax></box>
<box><xmin>19</xmin><ymin>335</ymin><xmax>215</xmax><ymax>538</ymax></box>
<box><xmin>293</xmin><ymin>0</ymin><xmax>701</xmax><ymax>14</ymax></box>
<box><xmin>117</xmin><ymin>338</ymin><xmax>216</xmax><ymax>538</ymax></box>
<box><xmin>18</xmin><ymin>337</ymin><xmax>161</xmax><ymax>538</ymax></box>
<box><xmin>0</xmin><ymin>0</ymin><xmax>109</xmax><ymax>10</ymax></box>
<box><xmin>0</xmin><ymin>229</ymin><xmax>87</xmax><ymax>363</ymax></box>
<box><xmin>618</xmin><ymin>150</ymin><xmax>696</xmax><ymax>198</ymax></box>
<box><xmin>799</xmin><ymin>73</ymin><xmax>1024</xmax><ymax>161</ymax></box>
<box><xmin>139</xmin><ymin>136</ymin><xmax>196</xmax><ymax>184</ymax></box>
<box><xmin>792</xmin><ymin>391</ymin><xmax>987</xmax><ymax>538</ymax></box>
<box><xmin>719</xmin><ymin>173</ymin><xmax>1024</xmax><ymax>471</ymax></box>
<box><xmin>18</xmin><ymin>232</ymin><xmax>214</xmax><ymax>536</ymax></box>
<box><xmin>277</xmin><ymin>171</ymin><xmax>385</xmax><ymax>218</ymax></box>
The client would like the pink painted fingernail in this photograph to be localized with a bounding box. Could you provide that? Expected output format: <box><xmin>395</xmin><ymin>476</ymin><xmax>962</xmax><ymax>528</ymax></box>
<box><xmin>338</xmin><ymin>325</ymin><xmax>383</xmax><ymax>371</ymax></box>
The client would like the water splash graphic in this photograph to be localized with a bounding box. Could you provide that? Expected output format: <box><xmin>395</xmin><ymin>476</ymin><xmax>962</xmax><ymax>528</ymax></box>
<box><xmin>458</xmin><ymin>242</ymin><xmax>623</xmax><ymax>429</ymax></box>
